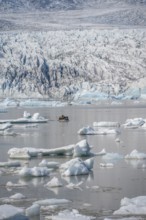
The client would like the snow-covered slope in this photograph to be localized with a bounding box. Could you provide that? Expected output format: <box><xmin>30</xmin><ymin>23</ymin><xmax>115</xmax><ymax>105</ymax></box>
<box><xmin>0</xmin><ymin>29</ymin><xmax>146</xmax><ymax>100</ymax></box>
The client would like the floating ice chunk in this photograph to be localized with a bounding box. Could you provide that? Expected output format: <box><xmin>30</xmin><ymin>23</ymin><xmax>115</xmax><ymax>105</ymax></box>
<box><xmin>10</xmin><ymin>193</ymin><xmax>26</xmax><ymax>200</ymax></box>
<box><xmin>25</xmin><ymin>204</ymin><xmax>40</xmax><ymax>217</ymax></box>
<box><xmin>19</xmin><ymin>167</ymin><xmax>50</xmax><ymax>177</ymax></box>
<box><xmin>105</xmin><ymin>217</ymin><xmax>142</xmax><ymax>220</ymax></box>
<box><xmin>34</xmin><ymin>199</ymin><xmax>71</xmax><ymax>206</ymax></box>
<box><xmin>78</xmin><ymin>126</ymin><xmax>118</xmax><ymax>135</ymax></box>
<box><xmin>0</xmin><ymin>204</ymin><xmax>24</xmax><ymax>219</ymax></box>
<box><xmin>8</xmin><ymin>140</ymin><xmax>94</xmax><ymax>158</ymax></box>
<box><xmin>123</xmin><ymin>118</ymin><xmax>145</xmax><ymax>128</ymax></box>
<box><xmin>60</xmin><ymin>157</ymin><xmax>93</xmax><ymax>176</ymax></box>
<box><xmin>114</xmin><ymin>196</ymin><xmax>146</xmax><ymax>215</ymax></box>
<box><xmin>45</xmin><ymin>177</ymin><xmax>63</xmax><ymax>188</ymax></box>
<box><xmin>125</xmin><ymin>150</ymin><xmax>146</xmax><ymax>159</ymax></box>
<box><xmin>39</xmin><ymin>160</ymin><xmax>60</xmax><ymax>169</ymax></box>
<box><xmin>8</xmin><ymin>148</ymin><xmax>31</xmax><ymax>159</ymax></box>
<box><xmin>93</xmin><ymin>121</ymin><xmax>120</xmax><ymax>127</ymax></box>
<box><xmin>0</xmin><ymin>98</ymin><xmax>19</xmax><ymax>107</ymax></box>
<box><xmin>0</xmin><ymin>161</ymin><xmax>21</xmax><ymax>167</ymax></box>
<box><xmin>0</xmin><ymin>123</ymin><xmax>12</xmax><ymax>131</ymax></box>
<box><xmin>102</xmin><ymin>153</ymin><xmax>123</xmax><ymax>162</ymax></box>
<box><xmin>50</xmin><ymin>209</ymin><xmax>95</xmax><ymax>220</ymax></box>
<box><xmin>73</xmin><ymin>139</ymin><xmax>93</xmax><ymax>157</ymax></box>
<box><xmin>95</xmin><ymin>149</ymin><xmax>106</xmax><ymax>156</ymax></box>
<box><xmin>66</xmin><ymin>181</ymin><xmax>83</xmax><ymax>190</ymax></box>
<box><xmin>6</xmin><ymin>181</ymin><xmax>28</xmax><ymax>188</ymax></box>
<box><xmin>0</xmin><ymin>111</ymin><xmax>48</xmax><ymax>124</ymax></box>
<box><xmin>100</xmin><ymin>163</ymin><xmax>114</xmax><ymax>168</ymax></box>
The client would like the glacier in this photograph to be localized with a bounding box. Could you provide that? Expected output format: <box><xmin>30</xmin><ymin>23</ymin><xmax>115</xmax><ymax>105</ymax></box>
<box><xmin>0</xmin><ymin>28</ymin><xmax>146</xmax><ymax>102</ymax></box>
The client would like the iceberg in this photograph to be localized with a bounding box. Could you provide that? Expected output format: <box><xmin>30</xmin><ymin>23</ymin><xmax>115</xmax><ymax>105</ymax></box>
<box><xmin>0</xmin><ymin>204</ymin><xmax>24</xmax><ymax>219</ymax></box>
<box><xmin>114</xmin><ymin>196</ymin><xmax>146</xmax><ymax>215</ymax></box>
<box><xmin>19</xmin><ymin>166</ymin><xmax>50</xmax><ymax>177</ymax></box>
<box><xmin>34</xmin><ymin>198</ymin><xmax>71</xmax><ymax>206</ymax></box>
<box><xmin>8</xmin><ymin>139</ymin><xmax>95</xmax><ymax>159</ymax></box>
<box><xmin>60</xmin><ymin>157</ymin><xmax>94</xmax><ymax>176</ymax></box>
<box><xmin>25</xmin><ymin>204</ymin><xmax>40</xmax><ymax>217</ymax></box>
<box><xmin>123</xmin><ymin>118</ymin><xmax>145</xmax><ymax>128</ymax></box>
<box><xmin>78</xmin><ymin>126</ymin><xmax>118</xmax><ymax>135</ymax></box>
<box><xmin>39</xmin><ymin>160</ymin><xmax>60</xmax><ymax>169</ymax></box>
<box><xmin>0</xmin><ymin>111</ymin><xmax>48</xmax><ymax>124</ymax></box>
<box><xmin>125</xmin><ymin>150</ymin><xmax>146</xmax><ymax>160</ymax></box>
<box><xmin>50</xmin><ymin>209</ymin><xmax>95</xmax><ymax>220</ymax></box>
<box><xmin>0</xmin><ymin>123</ymin><xmax>12</xmax><ymax>131</ymax></box>
<box><xmin>0</xmin><ymin>161</ymin><xmax>21</xmax><ymax>167</ymax></box>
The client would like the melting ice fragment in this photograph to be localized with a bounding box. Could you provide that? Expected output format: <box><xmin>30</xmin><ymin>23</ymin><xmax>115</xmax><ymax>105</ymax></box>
<box><xmin>45</xmin><ymin>177</ymin><xmax>63</xmax><ymax>188</ymax></box>
<box><xmin>60</xmin><ymin>157</ymin><xmax>94</xmax><ymax>176</ymax></box>
<box><xmin>125</xmin><ymin>150</ymin><xmax>146</xmax><ymax>159</ymax></box>
<box><xmin>19</xmin><ymin>166</ymin><xmax>50</xmax><ymax>177</ymax></box>
<box><xmin>0</xmin><ymin>204</ymin><xmax>24</xmax><ymax>219</ymax></box>
<box><xmin>114</xmin><ymin>196</ymin><xmax>146</xmax><ymax>215</ymax></box>
<box><xmin>78</xmin><ymin>126</ymin><xmax>118</xmax><ymax>135</ymax></box>
<box><xmin>49</xmin><ymin>209</ymin><xmax>96</xmax><ymax>220</ymax></box>
<box><xmin>93</xmin><ymin>121</ymin><xmax>120</xmax><ymax>127</ymax></box>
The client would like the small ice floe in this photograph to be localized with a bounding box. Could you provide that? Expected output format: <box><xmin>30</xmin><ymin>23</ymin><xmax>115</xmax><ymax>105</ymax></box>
<box><xmin>93</xmin><ymin>121</ymin><xmax>120</xmax><ymax>127</ymax></box>
<box><xmin>1</xmin><ymin>193</ymin><xmax>26</xmax><ymax>204</ymax></box>
<box><xmin>60</xmin><ymin>157</ymin><xmax>94</xmax><ymax>176</ymax></box>
<box><xmin>0</xmin><ymin>161</ymin><xmax>21</xmax><ymax>167</ymax></box>
<box><xmin>48</xmin><ymin>209</ymin><xmax>95</xmax><ymax>220</ymax></box>
<box><xmin>39</xmin><ymin>160</ymin><xmax>60</xmax><ymax>169</ymax></box>
<box><xmin>8</xmin><ymin>139</ymin><xmax>95</xmax><ymax>159</ymax></box>
<box><xmin>0</xmin><ymin>204</ymin><xmax>24</xmax><ymax>219</ymax></box>
<box><xmin>78</xmin><ymin>126</ymin><xmax>118</xmax><ymax>135</ymax></box>
<box><xmin>125</xmin><ymin>150</ymin><xmax>146</xmax><ymax>160</ymax></box>
<box><xmin>105</xmin><ymin>217</ymin><xmax>142</xmax><ymax>220</ymax></box>
<box><xmin>34</xmin><ymin>199</ymin><xmax>71</xmax><ymax>206</ymax></box>
<box><xmin>73</xmin><ymin>139</ymin><xmax>94</xmax><ymax>157</ymax></box>
<box><xmin>102</xmin><ymin>153</ymin><xmax>123</xmax><ymax>163</ymax></box>
<box><xmin>0</xmin><ymin>122</ymin><xmax>12</xmax><ymax>131</ymax></box>
<box><xmin>100</xmin><ymin>163</ymin><xmax>114</xmax><ymax>168</ymax></box>
<box><xmin>6</xmin><ymin>181</ymin><xmax>28</xmax><ymax>188</ymax></box>
<box><xmin>19</xmin><ymin>99</ymin><xmax>67</xmax><ymax>108</ymax></box>
<box><xmin>66</xmin><ymin>181</ymin><xmax>83</xmax><ymax>190</ymax></box>
<box><xmin>25</xmin><ymin>204</ymin><xmax>40</xmax><ymax>217</ymax></box>
<box><xmin>8</xmin><ymin>148</ymin><xmax>31</xmax><ymax>159</ymax></box>
<box><xmin>45</xmin><ymin>177</ymin><xmax>63</xmax><ymax>188</ymax></box>
<box><xmin>0</xmin><ymin>111</ymin><xmax>48</xmax><ymax>124</ymax></box>
<box><xmin>114</xmin><ymin>196</ymin><xmax>146</xmax><ymax>215</ymax></box>
<box><xmin>123</xmin><ymin>118</ymin><xmax>145</xmax><ymax>128</ymax></box>
<box><xmin>19</xmin><ymin>167</ymin><xmax>50</xmax><ymax>177</ymax></box>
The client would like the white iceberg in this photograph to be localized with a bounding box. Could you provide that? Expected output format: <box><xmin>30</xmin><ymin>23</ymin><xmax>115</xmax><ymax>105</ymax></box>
<box><xmin>45</xmin><ymin>177</ymin><xmax>63</xmax><ymax>188</ymax></box>
<box><xmin>114</xmin><ymin>196</ymin><xmax>146</xmax><ymax>215</ymax></box>
<box><xmin>8</xmin><ymin>148</ymin><xmax>31</xmax><ymax>159</ymax></box>
<box><xmin>19</xmin><ymin>166</ymin><xmax>50</xmax><ymax>177</ymax></box>
<box><xmin>60</xmin><ymin>157</ymin><xmax>94</xmax><ymax>176</ymax></box>
<box><xmin>6</xmin><ymin>181</ymin><xmax>28</xmax><ymax>188</ymax></box>
<box><xmin>93</xmin><ymin>121</ymin><xmax>120</xmax><ymax>127</ymax></box>
<box><xmin>66</xmin><ymin>181</ymin><xmax>83</xmax><ymax>190</ymax></box>
<box><xmin>10</xmin><ymin>193</ymin><xmax>26</xmax><ymax>200</ymax></box>
<box><xmin>0</xmin><ymin>111</ymin><xmax>48</xmax><ymax>124</ymax></box>
<box><xmin>102</xmin><ymin>153</ymin><xmax>123</xmax><ymax>162</ymax></box>
<box><xmin>8</xmin><ymin>139</ymin><xmax>95</xmax><ymax>159</ymax></box>
<box><xmin>50</xmin><ymin>209</ymin><xmax>95</xmax><ymax>220</ymax></box>
<box><xmin>34</xmin><ymin>198</ymin><xmax>71</xmax><ymax>206</ymax></box>
<box><xmin>78</xmin><ymin>126</ymin><xmax>118</xmax><ymax>135</ymax></box>
<box><xmin>25</xmin><ymin>204</ymin><xmax>40</xmax><ymax>217</ymax></box>
<box><xmin>73</xmin><ymin>139</ymin><xmax>93</xmax><ymax>157</ymax></box>
<box><xmin>123</xmin><ymin>118</ymin><xmax>145</xmax><ymax>128</ymax></box>
<box><xmin>0</xmin><ymin>123</ymin><xmax>12</xmax><ymax>131</ymax></box>
<box><xmin>0</xmin><ymin>161</ymin><xmax>21</xmax><ymax>167</ymax></box>
<box><xmin>39</xmin><ymin>160</ymin><xmax>60</xmax><ymax>169</ymax></box>
<box><xmin>0</xmin><ymin>204</ymin><xmax>24</xmax><ymax>219</ymax></box>
<box><xmin>125</xmin><ymin>150</ymin><xmax>146</xmax><ymax>160</ymax></box>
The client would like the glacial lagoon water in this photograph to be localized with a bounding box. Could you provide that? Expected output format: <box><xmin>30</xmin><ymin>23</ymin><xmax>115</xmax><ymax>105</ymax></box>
<box><xmin>0</xmin><ymin>103</ymin><xmax>146</xmax><ymax>219</ymax></box>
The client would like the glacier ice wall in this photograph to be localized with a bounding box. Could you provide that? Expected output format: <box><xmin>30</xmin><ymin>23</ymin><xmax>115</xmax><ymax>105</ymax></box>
<box><xmin>0</xmin><ymin>29</ymin><xmax>146</xmax><ymax>99</ymax></box>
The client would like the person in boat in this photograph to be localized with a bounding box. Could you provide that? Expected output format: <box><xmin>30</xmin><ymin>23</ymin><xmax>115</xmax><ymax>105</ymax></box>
<box><xmin>59</xmin><ymin>115</ymin><xmax>69</xmax><ymax>121</ymax></box>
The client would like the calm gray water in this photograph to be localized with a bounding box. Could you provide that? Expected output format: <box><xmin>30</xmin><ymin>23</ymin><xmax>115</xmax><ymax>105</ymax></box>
<box><xmin>0</xmin><ymin>103</ymin><xmax>146</xmax><ymax>219</ymax></box>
